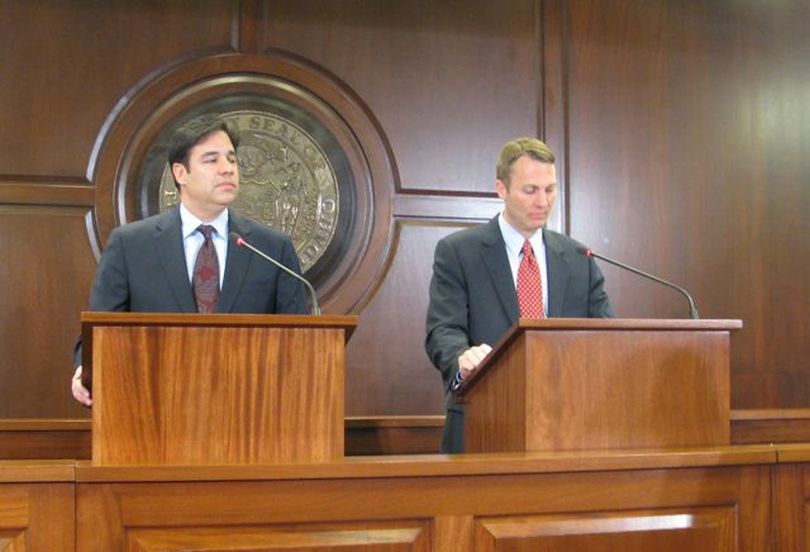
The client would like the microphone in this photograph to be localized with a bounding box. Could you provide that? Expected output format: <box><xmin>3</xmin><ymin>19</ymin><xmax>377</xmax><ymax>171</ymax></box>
<box><xmin>230</xmin><ymin>232</ymin><xmax>321</xmax><ymax>315</ymax></box>
<box><xmin>576</xmin><ymin>245</ymin><xmax>699</xmax><ymax>319</ymax></box>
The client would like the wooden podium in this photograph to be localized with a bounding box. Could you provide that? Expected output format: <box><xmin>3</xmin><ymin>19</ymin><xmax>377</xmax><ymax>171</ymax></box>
<box><xmin>81</xmin><ymin>312</ymin><xmax>357</xmax><ymax>466</ymax></box>
<box><xmin>459</xmin><ymin>319</ymin><xmax>742</xmax><ymax>453</ymax></box>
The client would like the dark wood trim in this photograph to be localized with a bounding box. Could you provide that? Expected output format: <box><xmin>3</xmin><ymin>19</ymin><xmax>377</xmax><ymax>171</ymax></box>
<box><xmin>732</xmin><ymin>409</ymin><xmax>810</xmax><ymax>445</ymax></box>
<box><xmin>0</xmin><ymin>181</ymin><xmax>94</xmax><ymax>207</ymax></box>
<box><xmin>0</xmin><ymin>416</ymin><xmax>444</xmax><ymax>460</ymax></box>
<box><xmin>7</xmin><ymin>410</ymin><xmax>810</xmax><ymax>460</ymax></box>
<box><xmin>539</xmin><ymin>0</ymin><xmax>568</xmax><ymax>233</ymax></box>
<box><xmin>236</xmin><ymin>0</ymin><xmax>261</xmax><ymax>53</ymax></box>
<box><xmin>393</xmin><ymin>194</ymin><xmax>501</xmax><ymax>222</ymax></box>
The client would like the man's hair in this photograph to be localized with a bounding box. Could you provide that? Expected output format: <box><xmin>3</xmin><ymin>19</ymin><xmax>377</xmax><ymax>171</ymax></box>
<box><xmin>496</xmin><ymin>137</ymin><xmax>556</xmax><ymax>185</ymax></box>
<box><xmin>168</xmin><ymin>114</ymin><xmax>240</xmax><ymax>171</ymax></box>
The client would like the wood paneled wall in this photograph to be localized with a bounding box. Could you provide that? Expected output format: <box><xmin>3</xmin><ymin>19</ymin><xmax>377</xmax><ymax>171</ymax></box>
<box><xmin>0</xmin><ymin>0</ymin><xmax>807</xmax><ymax>419</ymax></box>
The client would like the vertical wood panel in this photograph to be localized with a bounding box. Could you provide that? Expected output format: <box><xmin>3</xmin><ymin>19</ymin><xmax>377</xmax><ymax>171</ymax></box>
<box><xmin>345</xmin><ymin>221</ymin><xmax>472</xmax><ymax>416</ymax></box>
<box><xmin>0</xmin><ymin>207</ymin><xmax>96</xmax><ymax>418</ymax></box>
<box><xmin>0</xmin><ymin>0</ymin><xmax>237</xmax><ymax>177</ymax></box>
<box><xmin>264</xmin><ymin>0</ymin><xmax>539</xmax><ymax>193</ymax></box>
<box><xmin>559</xmin><ymin>0</ymin><xmax>810</xmax><ymax>408</ymax></box>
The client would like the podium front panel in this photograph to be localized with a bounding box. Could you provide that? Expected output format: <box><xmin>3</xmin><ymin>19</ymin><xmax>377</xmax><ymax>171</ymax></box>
<box><xmin>92</xmin><ymin>324</ymin><xmax>344</xmax><ymax>465</ymax></box>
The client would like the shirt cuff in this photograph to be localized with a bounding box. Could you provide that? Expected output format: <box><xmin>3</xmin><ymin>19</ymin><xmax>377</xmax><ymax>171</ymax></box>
<box><xmin>450</xmin><ymin>370</ymin><xmax>465</xmax><ymax>392</ymax></box>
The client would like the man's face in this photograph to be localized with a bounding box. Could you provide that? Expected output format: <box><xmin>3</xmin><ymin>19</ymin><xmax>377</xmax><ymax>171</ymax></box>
<box><xmin>172</xmin><ymin>130</ymin><xmax>239</xmax><ymax>221</ymax></box>
<box><xmin>496</xmin><ymin>154</ymin><xmax>557</xmax><ymax>238</ymax></box>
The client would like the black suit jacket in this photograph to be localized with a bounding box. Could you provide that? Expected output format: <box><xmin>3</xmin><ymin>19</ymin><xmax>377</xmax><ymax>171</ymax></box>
<box><xmin>74</xmin><ymin>208</ymin><xmax>307</xmax><ymax>365</ymax></box>
<box><xmin>425</xmin><ymin>216</ymin><xmax>613</xmax><ymax>452</ymax></box>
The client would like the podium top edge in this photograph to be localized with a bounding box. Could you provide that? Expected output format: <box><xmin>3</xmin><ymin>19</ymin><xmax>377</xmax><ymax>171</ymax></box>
<box><xmin>516</xmin><ymin>318</ymin><xmax>743</xmax><ymax>331</ymax></box>
<box><xmin>80</xmin><ymin>312</ymin><xmax>358</xmax><ymax>331</ymax></box>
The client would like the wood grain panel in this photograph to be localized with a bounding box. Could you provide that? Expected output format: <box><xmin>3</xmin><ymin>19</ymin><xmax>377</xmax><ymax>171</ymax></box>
<box><xmin>127</xmin><ymin>523</ymin><xmax>429</xmax><ymax>552</ymax></box>
<box><xmin>772</xmin><ymin>463</ymin><xmax>804</xmax><ymax>552</ymax></box>
<box><xmin>464</xmin><ymin>322</ymin><xmax>734</xmax><ymax>453</ymax></box>
<box><xmin>74</xmin><ymin>462</ymin><xmax>770</xmax><ymax>551</ymax></box>
<box><xmin>732</xmin><ymin>409</ymin><xmax>810</xmax><ymax>445</ymax></box>
<box><xmin>0</xmin><ymin>530</ymin><xmax>26</xmax><ymax>551</ymax></box>
<box><xmin>524</xmin><ymin>329</ymin><xmax>730</xmax><ymax>450</ymax></box>
<box><xmin>464</xmin><ymin>335</ymin><xmax>530</xmax><ymax>453</ymax></box>
<box><xmin>0</xmin><ymin>180</ymin><xmax>94</xmax><ymax>207</ymax></box>
<box><xmin>0</xmin><ymin>206</ymin><xmax>96</xmax><ymax>418</ymax></box>
<box><xmin>345</xmin><ymin>221</ymin><xmax>475</xmax><ymax>416</ymax></box>
<box><xmin>476</xmin><ymin>507</ymin><xmax>735</xmax><ymax>551</ymax></box>
<box><xmin>0</xmin><ymin>0</ymin><xmax>238</xmax><ymax>178</ymax></box>
<box><xmin>264</xmin><ymin>0</ymin><xmax>539</xmax><ymax>193</ymax></box>
<box><xmin>559</xmin><ymin>0</ymin><xmax>810</xmax><ymax>409</ymax></box>
<box><xmin>0</xmin><ymin>481</ymin><xmax>74</xmax><ymax>551</ymax></box>
<box><xmin>91</xmin><ymin>320</ymin><xmax>348</xmax><ymax>465</ymax></box>
<box><xmin>0</xmin><ymin>416</ymin><xmax>443</xmax><ymax>460</ymax></box>
<box><xmin>17</xmin><ymin>410</ymin><xmax>810</xmax><ymax>459</ymax></box>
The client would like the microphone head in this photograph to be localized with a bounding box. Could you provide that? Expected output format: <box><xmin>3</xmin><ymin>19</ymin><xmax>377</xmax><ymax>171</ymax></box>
<box><xmin>575</xmin><ymin>244</ymin><xmax>593</xmax><ymax>257</ymax></box>
<box><xmin>229</xmin><ymin>232</ymin><xmax>245</xmax><ymax>247</ymax></box>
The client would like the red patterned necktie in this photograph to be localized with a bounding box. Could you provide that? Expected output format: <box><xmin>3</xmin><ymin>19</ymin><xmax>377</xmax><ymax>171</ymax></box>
<box><xmin>517</xmin><ymin>240</ymin><xmax>545</xmax><ymax>318</ymax></box>
<box><xmin>192</xmin><ymin>225</ymin><xmax>220</xmax><ymax>313</ymax></box>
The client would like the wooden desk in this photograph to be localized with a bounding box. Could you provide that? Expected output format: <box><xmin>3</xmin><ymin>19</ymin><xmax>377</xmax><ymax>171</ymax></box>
<box><xmin>74</xmin><ymin>446</ymin><xmax>775</xmax><ymax>551</ymax></box>
<box><xmin>16</xmin><ymin>445</ymin><xmax>810</xmax><ymax>550</ymax></box>
<box><xmin>0</xmin><ymin>460</ymin><xmax>75</xmax><ymax>550</ymax></box>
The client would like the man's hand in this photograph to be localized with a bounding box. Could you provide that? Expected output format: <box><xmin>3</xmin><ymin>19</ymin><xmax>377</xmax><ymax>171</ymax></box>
<box><xmin>71</xmin><ymin>365</ymin><xmax>92</xmax><ymax>406</ymax></box>
<box><xmin>457</xmin><ymin>343</ymin><xmax>493</xmax><ymax>382</ymax></box>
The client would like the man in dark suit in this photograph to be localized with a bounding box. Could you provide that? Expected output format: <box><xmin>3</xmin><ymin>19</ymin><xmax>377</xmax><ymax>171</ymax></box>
<box><xmin>425</xmin><ymin>137</ymin><xmax>613</xmax><ymax>453</ymax></box>
<box><xmin>71</xmin><ymin>115</ymin><xmax>307</xmax><ymax>405</ymax></box>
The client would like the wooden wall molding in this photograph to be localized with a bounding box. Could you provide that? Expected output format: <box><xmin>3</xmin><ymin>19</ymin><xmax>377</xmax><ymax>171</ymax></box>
<box><xmin>0</xmin><ymin>182</ymin><xmax>94</xmax><ymax>208</ymax></box>
<box><xmin>8</xmin><ymin>411</ymin><xmax>810</xmax><ymax>461</ymax></box>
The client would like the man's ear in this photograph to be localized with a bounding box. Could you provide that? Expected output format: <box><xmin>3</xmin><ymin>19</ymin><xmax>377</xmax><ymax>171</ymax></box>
<box><xmin>495</xmin><ymin>179</ymin><xmax>508</xmax><ymax>200</ymax></box>
<box><xmin>171</xmin><ymin>162</ymin><xmax>188</xmax><ymax>187</ymax></box>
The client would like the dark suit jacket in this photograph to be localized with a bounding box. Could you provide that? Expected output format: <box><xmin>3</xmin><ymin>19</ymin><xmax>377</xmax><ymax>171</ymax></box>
<box><xmin>74</xmin><ymin>207</ymin><xmax>307</xmax><ymax>365</ymax></box>
<box><xmin>425</xmin><ymin>216</ymin><xmax>613</xmax><ymax>453</ymax></box>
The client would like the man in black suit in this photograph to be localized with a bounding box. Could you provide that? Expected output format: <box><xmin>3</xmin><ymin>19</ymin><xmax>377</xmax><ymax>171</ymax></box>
<box><xmin>425</xmin><ymin>137</ymin><xmax>614</xmax><ymax>453</ymax></box>
<box><xmin>71</xmin><ymin>115</ymin><xmax>307</xmax><ymax>405</ymax></box>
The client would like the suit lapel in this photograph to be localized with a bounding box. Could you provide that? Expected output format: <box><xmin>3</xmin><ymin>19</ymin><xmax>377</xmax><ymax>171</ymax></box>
<box><xmin>480</xmin><ymin>218</ymin><xmax>519</xmax><ymax>323</ymax></box>
<box><xmin>217</xmin><ymin>212</ymin><xmax>253</xmax><ymax>313</ymax></box>
<box><xmin>544</xmin><ymin>229</ymin><xmax>570</xmax><ymax>317</ymax></box>
<box><xmin>155</xmin><ymin>209</ymin><xmax>197</xmax><ymax>312</ymax></box>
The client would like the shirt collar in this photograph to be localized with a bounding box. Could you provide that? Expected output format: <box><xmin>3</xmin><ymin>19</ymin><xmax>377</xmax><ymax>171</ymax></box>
<box><xmin>498</xmin><ymin>212</ymin><xmax>544</xmax><ymax>257</ymax></box>
<box><xmin>179</xmin><ymin>203</ymin><xmax>229</xmax><ymax>239</ymax></box>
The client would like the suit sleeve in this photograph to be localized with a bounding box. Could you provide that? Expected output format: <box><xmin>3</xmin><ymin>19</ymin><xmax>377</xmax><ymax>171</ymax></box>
<box><xmin>274</xmin><ymin>235</ymin><xmax>308</xmax><ymax>314</ymax></box>
<box><xmin>73</xmin><ymin>228</ymin><xmax>131</xmax><ymax>367</ymax></box>
<box><xmin>587</xmin><ymin>257</ymin><xmax>615</xmax><ymax>318</ymax></box>
<box><xmin>88</xmin><ymin>228</ymin><xmax>132</xmax><ymax>312</ymax></box>
<box><xmin>425</xmin><ymin>237</ymin><xmax>474</xmax><ymax>391</ymax></box>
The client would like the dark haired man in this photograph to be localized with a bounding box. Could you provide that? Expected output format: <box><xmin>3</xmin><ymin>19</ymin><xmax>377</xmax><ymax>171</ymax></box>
<box><xmin>71</xmin><ymin>115</ymin><xmax>307</xmax><ymax>406</ymax></box>
<box><xmin>425</xmin><ymin>137</ymin><xmax>614</xmax><ymax>453</ymax></box>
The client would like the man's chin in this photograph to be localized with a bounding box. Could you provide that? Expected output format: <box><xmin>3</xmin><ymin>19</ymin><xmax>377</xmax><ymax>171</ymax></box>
<box><xmin>216</xmin><ymin>190</ymin><xmax>239</xmax><ymax>203</ymax></box>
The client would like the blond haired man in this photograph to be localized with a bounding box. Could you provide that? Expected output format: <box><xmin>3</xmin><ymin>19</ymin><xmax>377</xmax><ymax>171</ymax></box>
<box><xmin>425</xmin><ymin>137</ymin><xmax>613</xmax><ymax>453</ymax></box>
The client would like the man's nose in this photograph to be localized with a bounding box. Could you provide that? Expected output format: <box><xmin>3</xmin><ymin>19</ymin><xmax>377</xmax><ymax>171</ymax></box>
<box><xmin>219</xmin><ymin>158</ymin><xmax>235</xmax><ymax>173</ymax></box>
<box><xmin>534</xmin><ymin>192</ymin><xmax>548</xmax><ymax>207</ymax></box>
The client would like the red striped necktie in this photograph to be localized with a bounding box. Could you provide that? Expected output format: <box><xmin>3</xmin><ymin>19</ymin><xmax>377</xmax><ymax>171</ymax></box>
<box><xmin>516</xmin><ymin>239</ymin><xmax>545</xmax><ymax>318</ymax></box>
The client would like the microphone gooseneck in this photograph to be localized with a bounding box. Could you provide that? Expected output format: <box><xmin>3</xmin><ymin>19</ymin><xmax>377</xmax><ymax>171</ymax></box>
<box><xmin>230</xmin><ymin>232</ymin><xmax>321</xmax><ymax>315</ymax></box>
<box><xmin>576</xmin><ymin>245</ymin><xmax>699</xmax><ymax>319</ymax></box>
